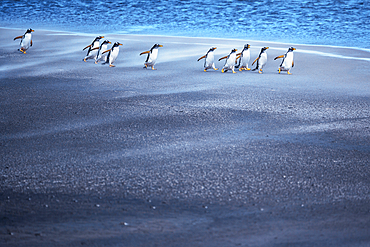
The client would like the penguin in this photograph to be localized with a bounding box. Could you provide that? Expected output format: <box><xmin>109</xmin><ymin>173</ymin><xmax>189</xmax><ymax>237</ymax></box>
<box><xmin>13</xmin><ymin>28</ymin><xmax>34</xmax><ymax>54</ymax></box>
<box><xmin>83</xmin><ymin>36</ymin><xmax>104</xmax><ymax>62</ymax></box>
<box><xmin>219</xmin><ymin>48</ymin><xmax>238</xmax><ymax>73</ymax></box>
<box><xmin>197</xmin><ymin>47</ymin><xmax>218</xmax><ymax>72</ymax></box>
<box><xmin>235</xmin><ymin>44</ymin><xmax>251</xmax><ymax>71</ymax></box>
<box><xmin>102</xmin><ymin>42</ymin><xmax>123</xmax><ymax>67</ymax></box>
<box><xmin>252</xmin><ymin>47</ymin><xmax>269</xmax><ymax>74</ymax></box>
<box><xmin>95</xmin><ymin>40</ymin><xmax>111</xmax><ymax>64</ymax></box>
<box><xmin>274</xmin><ymin>47</ymin><xmax>296</xmax><ymax>75</ymax></box>
<box><xmin>140</xmin><ymin>44</ymin><xmax>163</xmax><ymax>70</ymax></box>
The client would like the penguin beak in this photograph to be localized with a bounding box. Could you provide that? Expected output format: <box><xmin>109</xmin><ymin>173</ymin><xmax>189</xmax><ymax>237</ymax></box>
<box><xmin>266</xmin><ymin>47</ymin><xmax>269</xmax><ymax>49</ymax></box>
<box><xmin>159</xmin><ymin>45</ymin><xmax>163</xmax><ymax>47</ymax></box>
<box><xmin>108</xmin><ymin>42</ymin><xmax>112</xmax><ymax>44</ymax></box>
<box><xmin>119</xmin><ymin>43</ymin><xmax>123</xmax><ymax>46</ymax></box>
<box><xmin>247</xmin><ymin>45</ymin><xmax>250</xmax><ymax>48</ymax></box>
<box><xmin>292</xmin><ymin>48</ymin><xmax>296</xmax><ymax>50</ymax></box>
<box><xmin>31</xmin><ymin>29</ymin><xmax>34</xmax><ymax>32</ymax></box>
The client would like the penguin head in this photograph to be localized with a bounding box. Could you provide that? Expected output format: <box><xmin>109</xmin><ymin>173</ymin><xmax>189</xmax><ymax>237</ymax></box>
<box><xmin>261</xmin><ymin>47</ymin><xmax>269</xmax><ymax>53</ymax></box>
<box><xmin>288</xmin><ymin>47</ymin><xmax>296</xmax><ymax>52</ymax></box>
<box><xmin>101</xmin><ymin>40</ymin><xmax>111</xmax><ymax>45</ymax></box>
<box><xmin>208</xmin><ymin>47</ymin><xmax>217</xmax><ymax>52</ymax></box>
<box><xmin>26</xmin><ymin>28</ymin><xmax>34</xmax><ymax>33</ymax></box>
<box><xmin>231</xmin><ymin>48</ymin><xmax>238</xmax><ymax>53</ymax></box>
<box><xmin>94</xmin><ymin>36</ymin><xmax>104</xmax><ymax>42</ymax></box>
<box><xmin>244</xmin><ymin>44</ymin><xmax>250</xmax><ymax>49</ymax></box>
<box><xmin>113</xmin><ymin>42</ymin><xmax>123</xmax><ymax>47</ymax></box>
<box><xmin>152</xmin><ymin>44</ymin><xmax>163</xmax><ymax>49</ymax></box>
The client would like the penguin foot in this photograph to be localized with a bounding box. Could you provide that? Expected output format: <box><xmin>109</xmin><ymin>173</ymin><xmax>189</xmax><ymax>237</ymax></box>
<box><xmin>151</xmin><ymin>67</ymin><xmax>156</xmax><ymax>70</ymax></box>
<box><xmin>233</xmin><ymin>71</ymin><xmax>237</xmax><ymax>74</ymax></box>
<box><xmin>83</xmin><ymin>58</ymin><xmax>87</xmax><ymax>62</ymax></box>
<box><xmin>213</xmin><ymin>68</ymin><xmax>219</xmax><ymax>70</ymax></box>
<box><xmin>278</xmin><ymin>68</ymin><xmax>281</xmax><ymax>74</ymax></box>
<box><xmin>221</xmin><ymin>69</ymin><xmax>225</xmax><ymax>73</ymax></box>
<box><xmin>239</xmin><ymin>68</ymin><xmax>243</xmax><ymax>71</ymax></box>
<box><xmin>95</xmin><ymin>61</ymin><xmax>98</xmax><ymax>64</ymax></box>
<box><xmin>258</xmin><ymin>69</ymin><xmax>263</xmax><ymax>74</ymax></box>
<box><xmin>204</xmin><ymin>69</ymin><xmax>207</xmax><ymax>72</ymax></box>
<box><xmin>109</xmin><ymin>64</ymin><xmax>115</xmax><ymax>67</ymax></box>
<box><xmin>287</xmin><ymin>71</ymin><xmax>292</xmax><ymax>75</ymax></box>
<box><xmin>246</xmin><ymin>68</ymin><xmax>251</xmax><ymax>71</ymax></box>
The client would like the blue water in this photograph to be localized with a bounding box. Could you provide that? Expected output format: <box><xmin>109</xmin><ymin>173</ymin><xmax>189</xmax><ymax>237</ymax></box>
<box><xmin>1</xmin><ymin>0</ymin><xmax>369</xmax><ymax>48</ymax></box>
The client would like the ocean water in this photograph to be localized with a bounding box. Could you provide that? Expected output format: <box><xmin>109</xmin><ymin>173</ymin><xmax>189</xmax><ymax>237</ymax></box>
<box><xmin>0</xmin><ymin>0</ymin><xmax>369</xmax><ymax>48</ymax></box>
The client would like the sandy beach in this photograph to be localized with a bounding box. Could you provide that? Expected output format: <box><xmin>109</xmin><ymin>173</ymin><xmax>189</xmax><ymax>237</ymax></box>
<box><xmin>1</xmin><ymin>28</ymin><xmax>370</xmax><ymax>246</ymax></box>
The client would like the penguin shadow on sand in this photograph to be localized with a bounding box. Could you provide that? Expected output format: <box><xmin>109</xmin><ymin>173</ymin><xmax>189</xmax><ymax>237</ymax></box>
<box><xmin>82</xmin><ymin>36</ymin><xmax>123</xmax><ymax>67</ymax></box>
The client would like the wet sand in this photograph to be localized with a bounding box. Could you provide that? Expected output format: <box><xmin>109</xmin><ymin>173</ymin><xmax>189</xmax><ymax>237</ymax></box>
<box><xmin>1</xmin><ymin>28</ymin><xmax>370</xmax><ymax>246</ymax></box>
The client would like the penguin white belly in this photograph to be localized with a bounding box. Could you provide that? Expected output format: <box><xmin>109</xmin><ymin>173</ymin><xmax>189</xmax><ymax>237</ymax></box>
<box><xmin>109</xmin><ymin>47</ymin><xmax>120</xmax><ymax>65</ymax></box>
<box><xmin>224</xmin><ymin>53</ymin><xmax>236</xmax><ymax>69</ymax></box>
<box><xmin>241</xmin><ymin>50</ymin><xmax>250</xmax><ymax>67</ymax></box>
<box><xmin>21</xmin><ymin>33</ymin><xmax>32</xmax><ymax>50</ymax></box>
<box><xmin>258</xmin><ymin>53</ymin><xmax>267</xmax><ymax>69</ymax></box>
<box><xmin>281</xmin><ymin>53</ymin><xmax>294</xmax><ymax>70</ymax></box>
<box><xmin>146</xmin><ymin>49</ymin><xmax>158</xmax><ymax>66</ymax></box>
<box><xmin>205</xmin><ymin>52</ymin><xmax>215</xmax><ymax>69</ymax></box>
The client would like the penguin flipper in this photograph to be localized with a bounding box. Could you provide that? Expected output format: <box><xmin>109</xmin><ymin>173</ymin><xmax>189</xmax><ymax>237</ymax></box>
<box><xmin>274</xmin><ymin>55</ymin><xmax>284</xmax><ymax>60</ymax></box>
<box><xmin>218</xmin><ymin>55</ymin><xmax>228</xmax><ymax>61</ymax></box>
<box><xmin>252</xmin><ymin>57</ymin><xmax>259</xmax><ymax>66</ymax></box>
<box><xmin>83</xmin><ymin>45</ymin><xmax>91</xmax><ymax>51</ymax></box>
<box><xmin>197</xmin><ymin>55</ymin><xmax>206</xmax><ymax>61</ymax></box>
<box><xmin>91</xmin><ymin>47</ymin><xmax>99</xmax><ymax>51</ymax></box>
<box><xmin>14</xmin><ymin>36</ymin><xmax>23</xmax><ymax>40</ymax></box>
<box><xmin>102</xmin><ymin>49</ymin><xmax>111</xmax><ymax>54</ymax></box>
<box><xmin>140</xmin><ymin>51</ymin><xmax>150</xmax><ymax>56</ymax></box>
<box><xmin>31</xmin><ymin>40</ymin><xmax>33</xmax><ymax>46</ymax></box>
<box><xmin>235</xmin><ymin>55</ymin><xmax>241</xmax><ymax>64</ymax></box>
<box><xmin>292</xmin><ymin>61</ymin><xmax>294</xmax><ymax>67</ymax></box>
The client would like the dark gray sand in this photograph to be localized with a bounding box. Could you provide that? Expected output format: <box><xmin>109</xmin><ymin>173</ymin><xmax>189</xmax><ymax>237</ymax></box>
<box><xmin>1</xmin><ymin>28</ymin><xmax>370</xmax><ymax>246</ymax></box>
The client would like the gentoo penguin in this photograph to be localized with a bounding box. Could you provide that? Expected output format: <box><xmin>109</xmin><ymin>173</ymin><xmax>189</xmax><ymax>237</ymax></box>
<box><xmin>13</xmin><ymin>28</ymin><xmax>34</xmax><ymax>54</ymax></box>
<box><xmin>252</xmin><ymin>47</ymin><xmax>269</xmax><ymax>74</ymax></box>
<box><xmin>235</xmin><ymin>44</ymin><xmax>251</xmax><ymax>71</ymax></box>
<box><xmin>140</xmin><ymin>44</ymin><xmax>163</xmax><ymax>70</ymax></box>
<box><xmin>83</xmin><ymin>36</ymin><xmax>104</xmax><ymax>62</ymax></box>
<box><xmin>95</xmin><ymin>40</ymin><xmax>111</xmax><ymax>64</ymax></box>
<box><xmin>102</xmin><ymin>42</ymin><xmax>123</xmax><ymax>67</ymax></box>
<box><xmin>197</xmin><ymin>47</ymin><xmax>218</xmax><ymax>72</ymax></box>
<box><xmin>219</xmin><ymin>48</ymin><xmax>238</xmax><ymax>73</ymax></box>
<box><xmin>274</xmin><ymin>47</ymin><xmax>296</xmax><ymax>74</ymax></box>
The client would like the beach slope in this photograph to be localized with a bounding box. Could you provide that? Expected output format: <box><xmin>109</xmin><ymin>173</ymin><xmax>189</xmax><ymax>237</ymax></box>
<box><xmin>1</xmin><ymin>28</ymin><xmax>370</xmax><ymax>246</ymax></box>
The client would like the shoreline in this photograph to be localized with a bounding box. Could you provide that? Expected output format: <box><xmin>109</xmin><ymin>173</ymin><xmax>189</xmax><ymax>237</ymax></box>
<box><xmin>3</xmin><ymin>26</ymin><xmax>370</xmax><ymax>54</ymax></box>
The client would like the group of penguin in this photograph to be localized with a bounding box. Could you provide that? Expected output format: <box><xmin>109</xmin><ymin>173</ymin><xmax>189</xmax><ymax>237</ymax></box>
<box><xmin>82</xmin><ymin>35</ymin><xmax>163</xmax><ymax>69</ymax></box>
<box><xmin>198</xmin><ymin>45</ymin><xmax>296</xmax><ymax>74</ymax></box>
<box><xmin>14</xmin><ymin>29</ymin><xmax>296</xmax><ymax>74</ymax></box>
